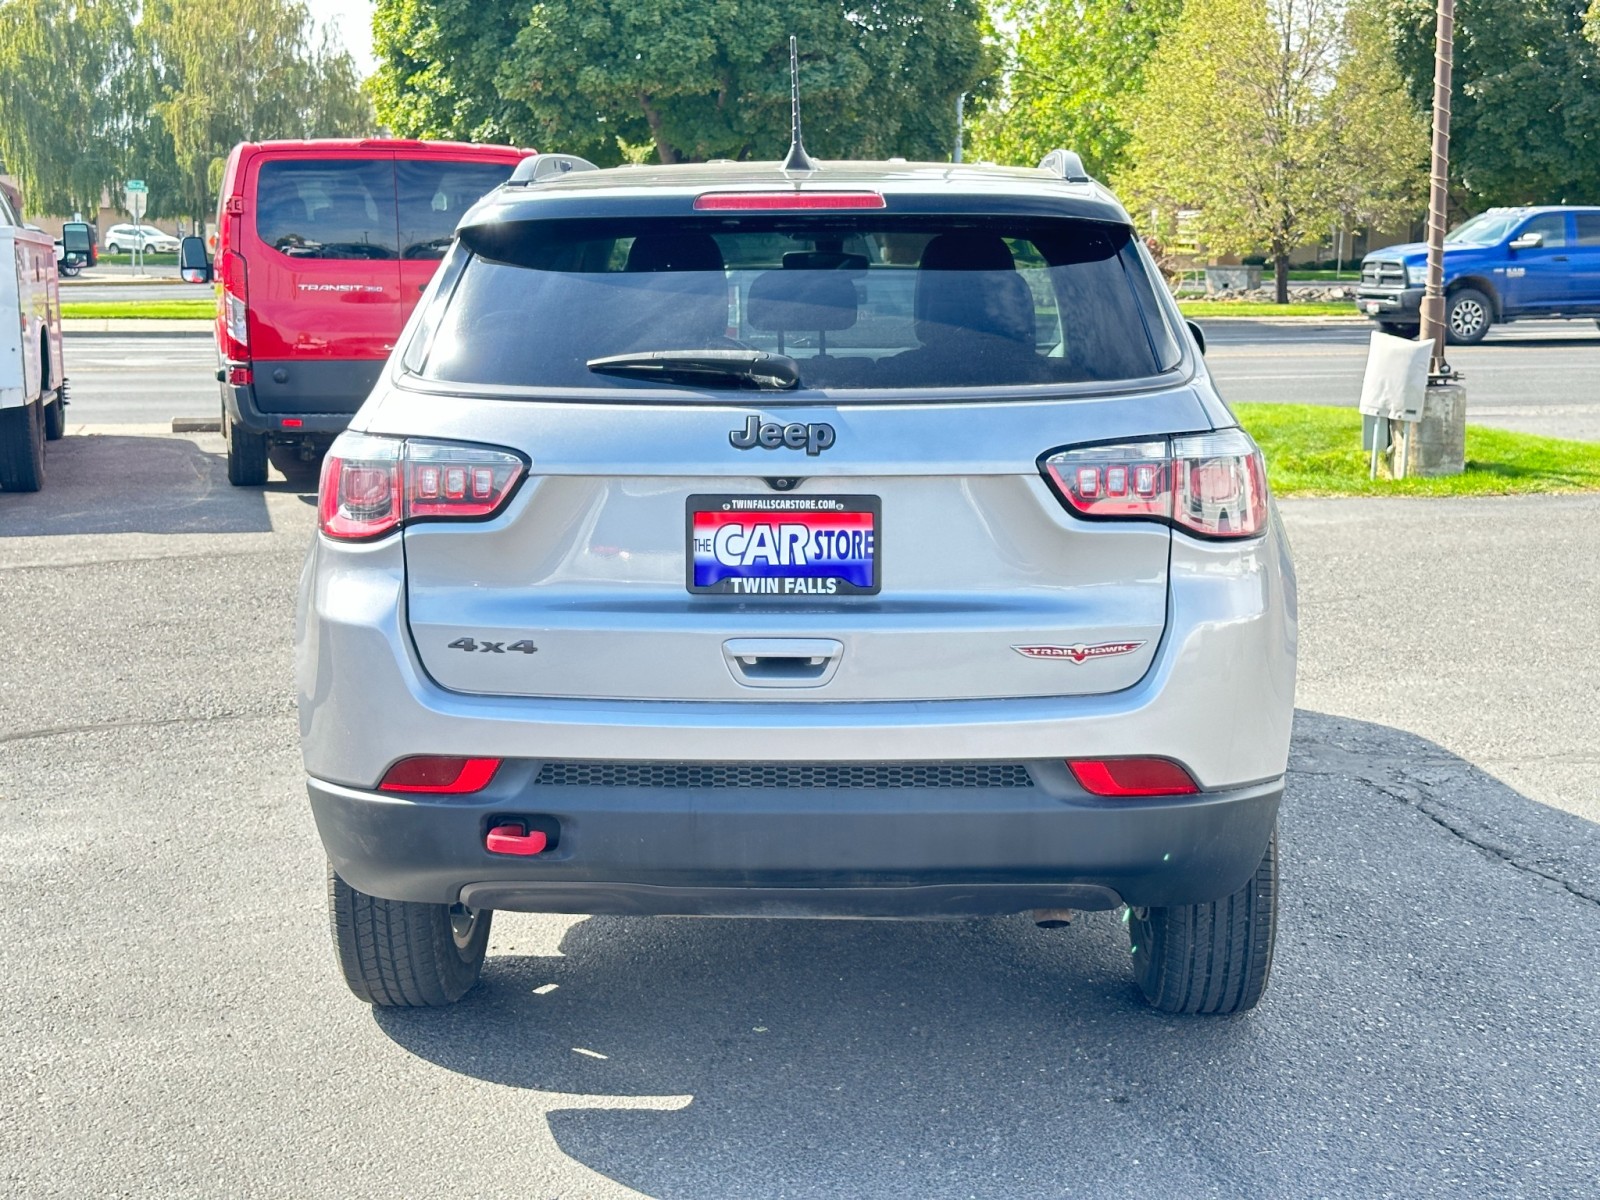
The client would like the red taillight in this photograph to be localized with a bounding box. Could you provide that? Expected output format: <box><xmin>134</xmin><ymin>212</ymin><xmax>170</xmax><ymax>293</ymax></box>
<box><xmin>378</xmin><ymin>756</ymin><xmax>502</xmax><ymax>794</ymax></box>
<box><xmin>1042</xmin><ymin>429</ymin><xmax>1268</xmax><ymax>539</ymax></box>
<box><xmin>218</xmin><ymin>248</ymin><xmax>249</xmax><ymax>360</ymax></box>
<box><xmin>1067</xmin><ymin>758</ymin><xmax>1200</xmax><ymax>797</ymax></box>
<box><xmin>692</xmin><ymin>192</ymin><xmax>886</xmax><ymax>211</ymax></box>
<box><xmin>317</xmin><ymin>433</ymin><xmax>526</xmax><ymax>540</ymax></box>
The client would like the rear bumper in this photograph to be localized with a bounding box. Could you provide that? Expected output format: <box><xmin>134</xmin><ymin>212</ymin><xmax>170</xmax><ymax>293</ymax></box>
<box><xmin>309</xmin><ymin>769</ymin><xmax>1282</xmax><ymax>914</ymax></box>
<box><xmin>1355</xmin><ymin>286</ymin><xmax>1423</xmax><ymax>319</ymax></box>
<box><xmin>222</xmin><ymin>357</ymin><xmax>383</xmax><ymax>438</ymax></box>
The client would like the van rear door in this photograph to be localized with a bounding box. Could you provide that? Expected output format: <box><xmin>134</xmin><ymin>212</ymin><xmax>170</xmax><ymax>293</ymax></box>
<box><xmin>395</xmin><ymin>153</ymin><xmax>522</xmax><ymax>302</ymax></box>
<box><xmin>244</xmin><ymin>148</ymin><xmax>402</xmax><ymax>415</ymax></box>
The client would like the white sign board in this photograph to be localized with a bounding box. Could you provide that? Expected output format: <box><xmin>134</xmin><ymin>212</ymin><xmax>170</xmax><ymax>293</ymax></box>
<box><xmin>1359</xmin><ymin>331</ymin><xmax>1432</xmax><ymax>422</ymax></box>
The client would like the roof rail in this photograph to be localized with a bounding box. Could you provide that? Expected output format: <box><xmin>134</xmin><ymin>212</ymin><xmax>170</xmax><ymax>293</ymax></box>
<box><xmin>1038</xmin><ymin>149</ymin><xmax>1092</xmax><ymax>183</ymax></box>
<box><xmin>510</xmin><ymin>153</ymin><xmax>600</xmax><ymax>185</ymax></box>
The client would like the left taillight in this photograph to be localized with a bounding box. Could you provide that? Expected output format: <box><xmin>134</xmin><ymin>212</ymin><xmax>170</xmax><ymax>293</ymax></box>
<box><xmin>318</xmin><ymin>433</ymin><xmax>526</xmax><ymax>541</ymax></box>
<box><xmin>1041</xmin><ymin>428</ymin><xmax>1268</xmax><ymax>540</ymax></box>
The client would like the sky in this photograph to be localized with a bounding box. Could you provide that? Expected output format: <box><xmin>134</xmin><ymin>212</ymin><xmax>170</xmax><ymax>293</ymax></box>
<box><xmin>317</xmin><ymin>0</ymin><xmax>377</xmax><ymax>76</ymax></box>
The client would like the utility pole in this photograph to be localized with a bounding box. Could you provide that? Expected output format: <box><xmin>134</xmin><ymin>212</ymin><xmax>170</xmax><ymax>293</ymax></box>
<box><xmin>1406</xmin><ymin>0</ymin><xmax>1466</xmax><ymax>476</ymax></box>
<box><xmin>954</xmin><ymin>93</ymin><xmax>965</xmax><ymax>164</ymax></box>
<box><xmin>1419</xmin><ymin>0</ymin><xmax>1455</xmax><ymax>376</ymax></box>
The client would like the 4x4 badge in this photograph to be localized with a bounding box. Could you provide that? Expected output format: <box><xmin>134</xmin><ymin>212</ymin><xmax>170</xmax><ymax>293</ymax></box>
<box><xmin>1014</xmin><ymin>641</ymin><xmax>1146</xmax><ymax>663</ymax></box>
<box><xmin>730</xmin><ymin>415</ymin><xmax>836</xmax><ymax>456</ymax></box>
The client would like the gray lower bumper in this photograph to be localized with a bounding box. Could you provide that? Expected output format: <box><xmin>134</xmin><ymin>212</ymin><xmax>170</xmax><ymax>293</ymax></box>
<box><xmin>307</xmin><ymin>769</ymin><xmax>1282</xmax><ymax>917</ymax></box>
<box><xmin>1355</xmin><ymin>287</ymin><xmax>1423</xmax><ymax>319</ymax></box>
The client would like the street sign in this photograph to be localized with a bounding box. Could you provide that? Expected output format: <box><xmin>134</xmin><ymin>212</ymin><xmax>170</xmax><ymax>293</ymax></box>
<box><xmin>126</xmin><ymin>179</ymin><xmax>147</xmax><ymax>192</ymax></box>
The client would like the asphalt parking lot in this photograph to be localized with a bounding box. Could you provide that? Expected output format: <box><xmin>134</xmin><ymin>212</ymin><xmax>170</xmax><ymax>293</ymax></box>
<box><xmin>2</xmin><ymin>333</ymin><xmax>1598</xmax><ymax>1197</ymax></box>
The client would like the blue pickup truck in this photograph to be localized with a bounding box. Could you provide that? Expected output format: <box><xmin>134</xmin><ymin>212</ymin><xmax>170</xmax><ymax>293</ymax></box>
<box><xmin>1356</xmin><ymin>206</ymin><xmax>1600</xmax><ymax>344</ymax></box>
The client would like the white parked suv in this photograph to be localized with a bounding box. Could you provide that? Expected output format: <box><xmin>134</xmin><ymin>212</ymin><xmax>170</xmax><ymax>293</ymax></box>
<box><xmin>104</xmin><ymin>223</ymin><xmax>179</xmax><ymax>254</ymax></box>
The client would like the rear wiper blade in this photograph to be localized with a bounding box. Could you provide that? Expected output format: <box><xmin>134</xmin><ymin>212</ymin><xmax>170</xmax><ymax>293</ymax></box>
<box><xmin>587</xmin><ymin>349</ymin><xmax>799</xmax><ymax>390</ymax></box>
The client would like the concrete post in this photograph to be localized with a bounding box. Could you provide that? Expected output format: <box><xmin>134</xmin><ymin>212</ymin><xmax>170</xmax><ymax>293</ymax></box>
<box><xmin>1396</xmin><ymin>385</ymin><xmax>1467</xmax><ymax>478</ymax></box>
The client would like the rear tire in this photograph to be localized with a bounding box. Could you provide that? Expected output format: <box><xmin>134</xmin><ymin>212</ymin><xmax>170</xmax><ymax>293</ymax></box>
<box><xmin>1445</xmin><ymin>288</ymin><xmax>1492</xmax><ymax>345</ymax></box>
<box><xmin>1128</xmin><ymin>823</ymin><xmax>1278</xmax><ymax>1015</ymax></box>
<box><xmin>0</xmin><ymin>400</ymin><xmax>46</xmax><ymax>492</ymax></box>
<box><xmin>328</xmin><ymin>867</ymin><xmax>493</xmax><ymax>1007</ymax></box>
<box><xmin>225</xmin><ymin>414</ymin><xmax>269</xmax><ymax>486</ymax></box>
<box><xmin>43</xmin><ymin>397</ymin><xmax>65</xmax><ymax>441</ymax></box>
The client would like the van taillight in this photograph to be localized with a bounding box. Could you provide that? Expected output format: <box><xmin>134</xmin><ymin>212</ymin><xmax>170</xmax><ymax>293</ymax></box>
<box><xmin>317</xmin><ymin>432</ymin><xmax>526</xmax><ymax>541</ymax></box>
<box><xmin>218</xmin><ymin>249</ymin><xmax>249</xmax><ymax>360</ymax></box>
<box><xmin>1042</xmin><ymin>429</ymin><xmax>1268</xmax><ymax>540</ymax></box>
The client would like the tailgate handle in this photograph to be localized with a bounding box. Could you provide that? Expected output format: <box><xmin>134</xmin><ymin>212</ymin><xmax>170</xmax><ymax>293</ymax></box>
<box><xmin>722</xmin><ymin>638</ymin><xmax>843</xmax><ymax>688</ymax></box>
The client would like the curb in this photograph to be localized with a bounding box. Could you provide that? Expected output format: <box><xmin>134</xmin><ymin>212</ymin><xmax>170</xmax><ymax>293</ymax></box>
<box><xmin>171</xmin><ymin>417</ymin><xmax>222</xmax><ymax>433</ymax></box>
<box><xmin>63</xmin><ymin>319</ymin><xmax>212</xmax><ymax>335</ymax></box>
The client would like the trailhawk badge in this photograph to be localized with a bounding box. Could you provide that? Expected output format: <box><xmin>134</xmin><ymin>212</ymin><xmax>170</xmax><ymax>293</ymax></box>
<box><xmin>1013</xmin><ymin>641</ymin><xmax>1146</xmax><ymax>663</ymax></box>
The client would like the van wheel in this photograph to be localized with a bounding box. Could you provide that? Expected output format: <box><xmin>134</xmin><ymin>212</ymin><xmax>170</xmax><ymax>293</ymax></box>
<box><xmin>1128</xmin><ymin>823</ymin><xmax>1278</xmax><ymax>1015</ymax></box>
<box><xmin>43</xmin><ymin>397</ymin><xmax>65</xmax><ymax>441</ymax></box>
<box><xmin>226</xmin><ymin>419</ymin><xmax>269</xmax><ymax>486</ymax></box>
<box><xmin>0</xmin><ymin>400</ymin><xmax>46</xmax><ymax>492</ymax></box>
<box><xmin>328</xmin><ymin>867</ymin><xmax>493</xmax><ymax>1006</ymax></box>
<box><xmin>1445</xmin><ymin>289</ymin><xmax>1492</xmax><ymax>345</ymax></box>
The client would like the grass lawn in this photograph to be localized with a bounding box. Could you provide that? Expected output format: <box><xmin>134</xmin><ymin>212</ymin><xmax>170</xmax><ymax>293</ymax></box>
<box><xmin>92</xmin><ymin>252</ymin><xmax>178</xmax><ymax>266</ymax></box>
<box><xmin>1236</xmin><ymin>403</ymin><xmax>1600</xmax><ymax>497</ymax></box>
<box><xmin>61</xmin><ymin>299</ymin><xmax>213</xmax><ymax>320</ymax></box>
<box><xmin>1179</xmin><ymin>300</ymin><xmax>1355</xmax><ymax>318</ymax></box>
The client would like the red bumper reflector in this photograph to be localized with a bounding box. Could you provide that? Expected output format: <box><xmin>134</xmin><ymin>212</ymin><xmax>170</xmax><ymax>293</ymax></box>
<box><xmin>1067</xmin><ymin>758</ymin><xmax>1200</xmax><ymax>798</ymax></box>
<box><xmin>486</xmin><ymin>824</ymin><xmax>548</xmax><ymax>856</ymax></box>
<box><xmin>280</xmin><ymin>417</ymin><xmax>303</xmax><ymax>428</ymax></box>
<box><xmin>378</xmin><ymin>756</ymin><xmax>501</xmax><ymax>794</ymax></box>
<box><xmin>693</xmin><ymin>191</ymin><xmax>886</xmax><ymax>211</ymax></box>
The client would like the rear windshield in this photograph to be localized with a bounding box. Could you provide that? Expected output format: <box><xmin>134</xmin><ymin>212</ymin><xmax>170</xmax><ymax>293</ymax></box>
<box><xmin>415</xmin><ymin>216</ymin><xmax>1182</xmax><ymax>392</ymax></box>
<box><xmin>255</xmin><ymin>157</ymin><xmax>515</xmax><ymax>262</ymax></box>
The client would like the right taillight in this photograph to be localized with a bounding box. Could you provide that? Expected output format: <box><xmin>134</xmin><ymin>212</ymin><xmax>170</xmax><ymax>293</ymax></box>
<box><xmin>317</xmin><ymin>432</ymin><xmax>526</xmax><ymax>541</ymax></box>
<box><xmin>1042</xmin><ymin>428</ymin><xmax>1268</xmax><ymax>539</ymax></box>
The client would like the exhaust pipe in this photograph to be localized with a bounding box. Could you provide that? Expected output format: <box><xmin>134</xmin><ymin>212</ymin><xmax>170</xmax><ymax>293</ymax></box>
<box><xmin>1032</xmin><ymin>908</ymin><xmax>1074</xmax><ymax>929</ymax></box>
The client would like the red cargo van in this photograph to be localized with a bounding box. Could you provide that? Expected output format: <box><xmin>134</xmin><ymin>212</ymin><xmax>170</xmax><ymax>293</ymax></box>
<box><xmin>200</xmin><ymin>139</ymin><xmax>529</xmax><ymax>485</ymax></box>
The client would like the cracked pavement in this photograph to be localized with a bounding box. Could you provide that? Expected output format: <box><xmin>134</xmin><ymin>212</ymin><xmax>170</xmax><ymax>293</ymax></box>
<box><xmin>1</xmin><ymin>430</ymin><xmax>1597</xmax><ymax>1198</ymax></box>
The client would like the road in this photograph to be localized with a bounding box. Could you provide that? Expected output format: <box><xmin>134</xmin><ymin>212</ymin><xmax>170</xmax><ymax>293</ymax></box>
<box><xmin>62</xmin><ymin>333</ymin><xmax>217</xmax><ymax>426</ymax></box>
<box><xmin>1</xmin><ymin>387</ymin><xmax>1598</xmax><ymax>1193</ymax></box>
<box><xmin>57</xmin><ymin>320</ymin><xmax>1600</xmax><ymax>442</ymax></box>
<box><xmin>1203</xmin><ymin>318</ymin><xmax>1600</xmax><ymax>441</ymax></box>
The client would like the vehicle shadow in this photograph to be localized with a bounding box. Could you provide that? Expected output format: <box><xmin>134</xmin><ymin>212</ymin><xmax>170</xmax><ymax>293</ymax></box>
<box><xmin>373</xmin><ymin>710</ymin><xmax>1600</xmax><ymax>1198</ymax></box>
<box><xmin>0</xmin><ymin>432</ymin><xmax>312</xmax><ymax>536</ymax></box>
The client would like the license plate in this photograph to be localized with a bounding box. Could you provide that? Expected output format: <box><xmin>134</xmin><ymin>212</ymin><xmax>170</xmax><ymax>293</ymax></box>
<box><xmin>687</xmin><ymin>494</ymin><xmax>880</xmax><ymax>596</ymax></box>
<box><xmin>1364</xmin><ymin>301</ymin><xmax>1381</xmax><ymax>314</ymax></box>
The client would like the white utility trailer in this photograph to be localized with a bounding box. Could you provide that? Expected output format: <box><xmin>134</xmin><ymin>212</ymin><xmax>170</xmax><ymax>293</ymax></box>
<box><xmin>0</xmin><ymin>194</ymin><xmax>68</xmax><ymax>492</ymax></box>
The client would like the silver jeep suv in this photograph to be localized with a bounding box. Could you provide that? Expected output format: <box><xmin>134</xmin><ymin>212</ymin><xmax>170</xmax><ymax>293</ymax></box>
<box><xmin>297</xmin><ymin>153</ymin><xmax>1296</xmax><ymax>1014</ymax></box>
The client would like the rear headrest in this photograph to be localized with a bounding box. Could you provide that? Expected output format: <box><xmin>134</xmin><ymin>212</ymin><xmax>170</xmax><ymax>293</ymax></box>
<box><xmin>746</xmin><ymin>270</ymin><xmax>859</xmax><ymax>332</ymax></box>
<box><xmin>914</xmin><ymin>233</ymin><xmax>1026</xmax><ymax>337</ymax></box>
<box><xmin>918</xmin><ymin>233</ymin><xmax>1016</xmax><ymax>272</ymax></box>
<box><xmin>626</xmin><ymin>232</ymin><xmax>725</xmax><ymax>273</ymax></box>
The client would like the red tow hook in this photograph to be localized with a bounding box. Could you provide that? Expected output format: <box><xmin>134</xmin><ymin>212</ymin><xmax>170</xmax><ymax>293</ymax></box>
<box><xmin>485</xmin><ymin>823</ymin><xmax>548</xmax><ymax>856</ymax></box>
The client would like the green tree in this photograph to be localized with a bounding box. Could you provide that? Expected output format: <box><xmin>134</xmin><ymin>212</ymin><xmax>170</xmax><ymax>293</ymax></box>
<box><xmin>141</xmin><ymin>0</ymin><xmax>373</xmax><ymax>224</ymax></box>
<box><xmin>967</xmin><ymin>0</ymin><xmax>1183</xmax><ymax>178</ymax></box>
<box><xmin>1387</xmin><ymin>0</ymin><xmax>1600</xmax><ymax>207</ymax></box>
<box><xmin>0</xmin><ymin>0</ymin><xmax>139</xmax><ymax>217</ymax></box>
<box><xmin>369</xmin><ymin>0</ymin><xmax>539</xmax><ymax>146</ymax></box>
<box><xmin>1119</xmin><ymin>0</ymin><xmax>1425</xmax><ymax>303</ymax></box>
<box><xmin>372</xmin><ymin>0</ymin><xmax>991</xmax><ymax>165</ymax></box>
<box><xmin>1325</xmin><ymin>0</ymin><xmax>1429</xmax><ymax>234</ymax></box>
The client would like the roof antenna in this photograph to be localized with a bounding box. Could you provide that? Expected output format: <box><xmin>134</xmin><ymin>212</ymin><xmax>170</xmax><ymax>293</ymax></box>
<box><xmin>781</xmin><ymin>35</ymin><xmax>816</xmax><ymax>172</ymax></box>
